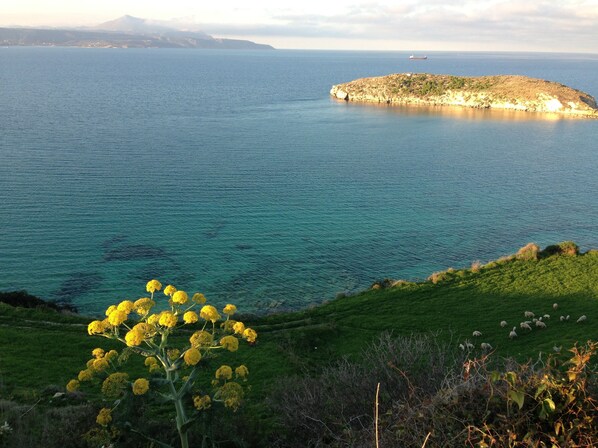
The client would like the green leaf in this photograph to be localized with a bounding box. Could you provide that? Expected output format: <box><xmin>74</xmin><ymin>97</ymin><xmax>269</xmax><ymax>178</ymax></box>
<box><xmin>506</xmin><ymin>371</ymin><xmax>517</xmax><ymax>386</ymax></box>
<box><xmin>534</xmin><ymin>383</ymin><xmax>547</xmax><ymax>399</ymax></box>
<box><xmin>508</xmin><ymin>389</ymin><xmax>525</xmax><ymax>410</ymax></box>
<box><xmin>490</xmin><ymin>371</ymin><xmax>501</xmax><ymax>383</ymax></box>
<box><xmin>543</xmin><ymin>398</ymin><xmax>556</xmax><ymax>413</ymax></box>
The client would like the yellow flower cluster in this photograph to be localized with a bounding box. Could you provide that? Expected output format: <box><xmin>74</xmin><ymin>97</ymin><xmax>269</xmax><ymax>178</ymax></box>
<box><xmin>200</xmin><ymin>305</ymin><xmax>221</xmax><ymax>323</ymax></box>
<box><xmin>117</xmin><ymin>300</ymin><xmax>135</xmax><ymax>314</ymax></box>
<box><xmin>220</xmin><ymin>336</ymin><xmax>239</xmax><ymax>352</ymax></box>
<box><xmin>78</xmin><ymin>369</ymin><xmax>93</xmax><ymax>382</ymax></box>
<box><xmin>164</xmin><ymin>284</ymin><xmax>177</xmax><ymax>296</ymax></box>
<box><xmin>193</xmin><ymin>395</ymin><xmax>211</xmax><ymax>411</ymax></box>
<box><xmin>102</xmin><ymin>372</ymin><xmax>129</xmax><ymax>398</ymax></box>
<box><xmin>92</xmin><ymin>348</ymin><xmax>105</xmax><ymax>359</ymax></box>
<box><xmin>146</xmin><ymin>279</ymin><xmax>162</xmax><ymax>293</ymax></box>
<box><xmin>172</xmin><ymin>290</ymin><xmax>188</xmax><ymax>304</ymax></box>
<box><xmin>190</xmin><ymin>330</ymin><xmax>213</xmax><ymax>348</ymax></box>
<box><xmin>235</xmin><ymin>365</ymin><xmax>249</xmax><ymax>379</ymax></box>
<box><xmin>144</xmin><ymin>357</ymin><xmax>161</xmax><ymax>373</ymax></box>
<box><xmin>167</xmin><ymin>348</ymin><xmax>180</xmax><ymax>361</ymax></box>
<box><xmin>218</xmin><ymin>382</ymin><xmax>244</xmax><ymax>410</ymax></box>
<box><xmin>215</xmin><ymin>365</ymin><xmax>233</xmax><ymax>380</ymax></box>
<box><xmin>223</xmin><ymin>304</ymin><xmax>237</xmax><ymax>316</ymax></box>
<box><xmin>192</xmin><ymin>292</ymin><xmax>206</xmax><ymax>304</ymax></box>
<box><xmin>66</xmin><ymin>379</ymin><xmax>80</xmax><ymax>392</ymax></box>
<box><xmin>184</xmin><ymin>348</ymin><xmax>201</xmax><ymax>366</ymax></box>
<box><xmin>158</xmin><ymin>311</ymin><xmax>178</xmax><ymax>328</ymax></box>
<box><xmin>96</xmin><ymin>408</ymin><xmax>112</xmax><ymax>426</ymax></box>
<box><xmin>243</xmin><ymin>328</ymin><xmax>258</xmax><ymax>343</ymax></box>
<box><xmin>134</xmin><ymin>297</ymin><xmax>155</xmax><ymax>315</ymax></box>
<box><xmin>233</xmin><ymin>321</ymin><xmax>245</xmax><ymax>335</ymax></box>
<box><xmin>183</xmin><ymin>311</ymin><xmax>198</xmax><ymax>324</ymax></box>
<box><xmin>132</xmin><ymin>378</ymin><xmax>150</xmax><ymax>395</ymax></box>
<box><xmin>87</xmin><ymin>319</ymin><xmax>107</xmax><ymax>335</ymax></box>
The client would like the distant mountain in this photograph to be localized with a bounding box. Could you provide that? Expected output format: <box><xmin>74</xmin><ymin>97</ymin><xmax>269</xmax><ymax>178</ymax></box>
<box><xmin>0</xmin><ymin>16</ymin><xmax>274</xmax><ymax>50</ymax></box>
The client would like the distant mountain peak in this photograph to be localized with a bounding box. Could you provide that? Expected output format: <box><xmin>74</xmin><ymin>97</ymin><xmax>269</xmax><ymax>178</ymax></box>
<box><xmin>95</xmin><ymin>15</ymin><xmax>175</xmax><ymax>34</ymax></box>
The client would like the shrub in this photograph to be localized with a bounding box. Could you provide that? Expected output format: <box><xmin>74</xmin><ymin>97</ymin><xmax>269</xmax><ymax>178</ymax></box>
<box><xmin>470</xmin><ymin>260</ymin><xmax>483</xmax><ymax>273</ymax></box>
<box><xmin>267</xmin><ymin>333</ymin><xmax>463</xmax><ymax>447</ymax></box>
<box><xmin>516</xmin><ymin>242</ymin><xmax>540</xmax><ymax>261</ymax></box>
<box><xmin>542</xmin><ymin>241</ymin><xmax>580</xmax><ymax>257</ymax></box>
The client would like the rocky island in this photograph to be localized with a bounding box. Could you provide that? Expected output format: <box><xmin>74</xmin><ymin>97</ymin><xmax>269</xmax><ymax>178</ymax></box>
<box><xmin>330</xmin><ymin>73</ymin><xmax>598</xmax><ymax>118</ymax></box>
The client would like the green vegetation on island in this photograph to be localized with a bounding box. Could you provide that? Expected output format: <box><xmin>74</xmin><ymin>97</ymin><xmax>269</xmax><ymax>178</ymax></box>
<box><xmin>1</xmin><ymin>242</ymin><xmax>597</xmax><ymax>447</ymax></box>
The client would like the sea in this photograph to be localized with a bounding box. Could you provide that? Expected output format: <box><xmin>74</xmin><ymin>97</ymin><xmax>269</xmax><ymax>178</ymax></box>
<box><xmin>1</xmin><ymin>48</ymin><xmax>597</xmax><ymax>316</ymax></box>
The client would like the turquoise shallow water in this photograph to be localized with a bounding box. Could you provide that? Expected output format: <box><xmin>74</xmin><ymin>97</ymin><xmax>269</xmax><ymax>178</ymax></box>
<box><xmin>1</xmin><ymin>48</ymin><xmax>597</xmax><ymax>315</ymax></box>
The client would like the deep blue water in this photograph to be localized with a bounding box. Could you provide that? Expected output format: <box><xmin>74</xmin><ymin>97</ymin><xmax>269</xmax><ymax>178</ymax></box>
<box><xmin>1</xmin><ymin>48</ymin><xmax>597</xmax><ymax>315</ymax></box>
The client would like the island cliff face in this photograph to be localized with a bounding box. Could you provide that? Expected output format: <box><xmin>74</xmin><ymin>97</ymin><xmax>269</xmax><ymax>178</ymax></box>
<box><xmin>330</xmin><ymin>74</ymin><xmax>598</xmax><ymax>118</ymax></box>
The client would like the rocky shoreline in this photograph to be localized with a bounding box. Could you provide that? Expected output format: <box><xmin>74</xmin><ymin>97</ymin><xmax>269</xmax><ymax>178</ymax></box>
<box><xmin>330</xmin><ymin>73</ymin><xmax>598</xmax><ymax>118</ymax></box>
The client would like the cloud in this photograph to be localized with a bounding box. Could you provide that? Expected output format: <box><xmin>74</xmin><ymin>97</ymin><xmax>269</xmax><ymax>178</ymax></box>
<box><xmin>201</xmin><ymin>0</ymin><xmax>598</xmax><ymax>51</ymax></box>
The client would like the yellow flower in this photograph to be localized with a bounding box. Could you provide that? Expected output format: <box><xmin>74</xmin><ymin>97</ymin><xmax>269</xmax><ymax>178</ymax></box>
<box><xmin>132</xmin><ymin>378</ymin><xmax>150</xmax><ymax>395</ymax></box>
<box><xmin>87</xmin><ymin>320</ymin><xmax>106</xmax><ymax>335</ymax></box>
<box><xmin>78</xmin><ymin>369</ymin><xmax>93</xmax><ymax>382</ymax></box>
<box><xmin>172</xmin><ymin>290</ymin><xmax>188</xmax><ymax>305</ymax></box>
<box><xmin>183</xmin><ymin>311</ymin><xmax>198</xmax><ymax>324</ymax></box>
<box><xmin>220</xmin><ymin>335</ymin><xmax>239</xmax><ymax>352</ymax></box>
<box><xmin>221</xmin><ymin>319</ymin><xmax>236</xmax><ymax>332</ymax></box>
<box><xmin>96</xmin><ymin>408</ymin><xmax>112</xmax><ymax>426</ymax></box>
<box><xmin>102</xmin><ymin>372</ymin><xmax>129</xmax><ymax>398</ymax></box>
<box><xmin>117</xmin><ymin>300</ymin><xmax>135</xmax><ymax>314</ymax></box>
<box><xmin>92</xmin><ymin>348</ymin><xmax>105</xmax><ymax>359</ymax></box>
<box><xmin>158</xmin><ymin>311</ymin><xmax>178</xmax><ymax>328</ymax></box>
<box><xmin>147</xmin><ymin>313</ymin><xmax>160</xmax><ymax>326</ymax></box>
<box><xmin>105</xmin><ymin>350</ymin><xmax>119</xmax><ymax>362</ymax></box>
<box><xmin>167</xmin><ymin>348</ymin><xmax>180</xmax><ymax>361</ymax></box>
<box><xmin>190</xmin><ymin>330</ymin><xmax>213</xmax><ymax>348</ymax></box>
<box><xmin>184</xmin><ymin>348</ymin><xmax>201</xmax><ymax>366</ymax></box>
<box><xmin>66</xmin><ymin>379</ymin><xmax>80</xmax><ymax>392</ymax></box>
<box><xmin>200</xmin><ymin>305</ymin><xmax>221</xmax><ymax>323</ymax></box>
<box><xmin>145</xmin><ymin>357</ymin><xmax>157</xmax><ymax>366</ymax></box>
<box><xmin>232</xmin><ymin>321</ymin><xmax>245</xmax><ymax>335</ymax></box>
<box><xmin>108</xmin><ymin>309</ymin><xmax>128</xmax><ymax>326</ymax></box>
<box><xmin>192</xmin><ymin>293</ymin><xmax>207</xmax><ymax>304</ymax></box>
<box><xmin>86</xmin><ymin>359</ymin><xmax>95</xmax><ymax>368</ymax></box>
<box><xmin>134</xmin><ymin>297</ymin><xmax>155</xmax><ymax>315</ymax></box>
<box><xmin>215</xmin><ymin>365</ymin><xmax>233</xmax><ymax>380</ymax></box>
<box><xmin>125</xmin><ymin>329</ymin><xmax>144</xmax><ymax>347</ymax></box>
<box><xmin>92</xmin><ymin>357</ymin><xmax>110</xmax><ymax>372</ymax></box>
<box><xmin>146</xmin><ymin>279</ymin><xmax>162</xmax><ymax>293</ymax></box>
<box><xmin>218</xmin><ymin>381</ymin><xmax>244</xmax><ymax>410</ymax></box>
<box><xmin>223</xmin><ymin>304</ymin><xmax>237</xmax><ymax>316</ymax></box>
<box><xmin>105</xmin><ymin>305</ymin><xmax>117</xmax><ymax>316</ymax></box>
<box><xmin>193</xmin><ymin>395</ymin><xmax>211</xmax><ymax>411</ymax></box>
<box><xmin>235</xmin><ymin>365</ymin><xmax>249</xmax><ymax>379</ymax></box>
<box><xmin>243</xmin><ymin>328</ymin><xmax>258</xmax><ymax>343</ymax></box>
<box><xmin>164</xmin><ymin>284</ymin><xmax>177</xmax><ymax>296</ymax></box>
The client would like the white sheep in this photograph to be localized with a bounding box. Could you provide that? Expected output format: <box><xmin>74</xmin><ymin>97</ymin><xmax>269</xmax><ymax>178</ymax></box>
<box><xmin>520</xmin><ymin>322</ymin><xmax>532</xmax><ymax>331</ymax></box>
<box><xmin>536</xmin><ymin>320</ymin><xmax>546</xmax><ymax>328</ymax></box>
<box><xmin>459</xmin><ymin>343</ymin><xmax>465</xmax><ymax>350</ymax></box>
<box><xmin>509</xmin><ymin>327</ymin><xmax>518</xmax><ymax>339</ymax></box>
<box><xmin>577</xmin><ymin>315</ymin><xmax>587</xmax><ymax>323</ymax></box>
<box><xmin>553</xmin><ymin>303</ymin><xmax>558</xmax><ymax>310</ymax></box>
<box><xmin>524</xmin><ymin>311</ymin><xmax>535</xmax><ymax>318</ymax></box>
<box><xmin>543</xmin><ymin>314</ymin><xmax>550</xmax><ymax>319</ymax></box>
<box><xmin>481</xmin><ymin>342</ymin><xmax>493</xmax><ymax>350</ymax></box>
<box><xmin>473</xmin><ymin>331</ymin><xmax>482</xmax><ymax>337</ymax></box>
<box><xmin>500</xmin><ymin>320</ymin><xmax>508</xmax><ymax>328</ymax></box>
<box><xmin>566</xmin><ymin>315</ymin><xmax>570</xmax><ymax>320</ymax></box>
<box><xmin>560</xmin><ymin>315</ymin><xmax>566</xmax><ymax>322</ymax></box>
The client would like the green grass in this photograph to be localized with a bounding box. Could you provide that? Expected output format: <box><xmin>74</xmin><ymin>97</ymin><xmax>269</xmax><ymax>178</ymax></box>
<box><xmin>1</xmin><ymin>249</ymin><xmax>597</xmax><ymax>409</ymax></box>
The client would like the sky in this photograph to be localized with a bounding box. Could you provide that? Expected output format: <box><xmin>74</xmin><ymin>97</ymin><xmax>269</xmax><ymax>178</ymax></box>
<box><xmin>2</xmin><ymin>0</ymin><xmax>598</xmax><ymax>52</ymax></box>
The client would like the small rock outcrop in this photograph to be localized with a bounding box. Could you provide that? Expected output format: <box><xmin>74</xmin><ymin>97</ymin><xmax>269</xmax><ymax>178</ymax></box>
<box><xmin>330</xmin><ymin>73</ymin><xmax>598</xmax><ymax>118</ymax></box>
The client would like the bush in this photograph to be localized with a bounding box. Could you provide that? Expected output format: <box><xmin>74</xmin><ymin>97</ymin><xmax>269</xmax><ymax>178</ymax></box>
<box><xmin>542</xmin><ymin>241</ymin><xmax>580</xmax><ymax>257</ymax></box>
<box><xmin>516</xmin><ymin>243</ymin><xmax>540</xmax><ymax>261</ymax></box>
<box><xmin>267</xmin><ymin>333</ymin><xmax>463</xmax><ymax>447</ymax></box>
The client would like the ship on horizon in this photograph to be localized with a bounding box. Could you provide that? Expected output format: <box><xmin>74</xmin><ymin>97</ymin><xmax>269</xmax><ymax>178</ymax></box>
<box><xmin>409</xmin><ymin>55</ymin><xmax>428</xmax><ymax>60</ymax></box>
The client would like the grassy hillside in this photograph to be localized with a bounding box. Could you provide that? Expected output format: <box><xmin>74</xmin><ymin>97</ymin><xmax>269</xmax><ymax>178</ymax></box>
<box><xmin>1</xmin><ymin>245</ymin><xmax>597</xmax><ymax>445</ymax></box>
<box><xmin>2</xmin><ymin>246</ymin><xmax>597</xmax><ymax>397</ymax></box>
